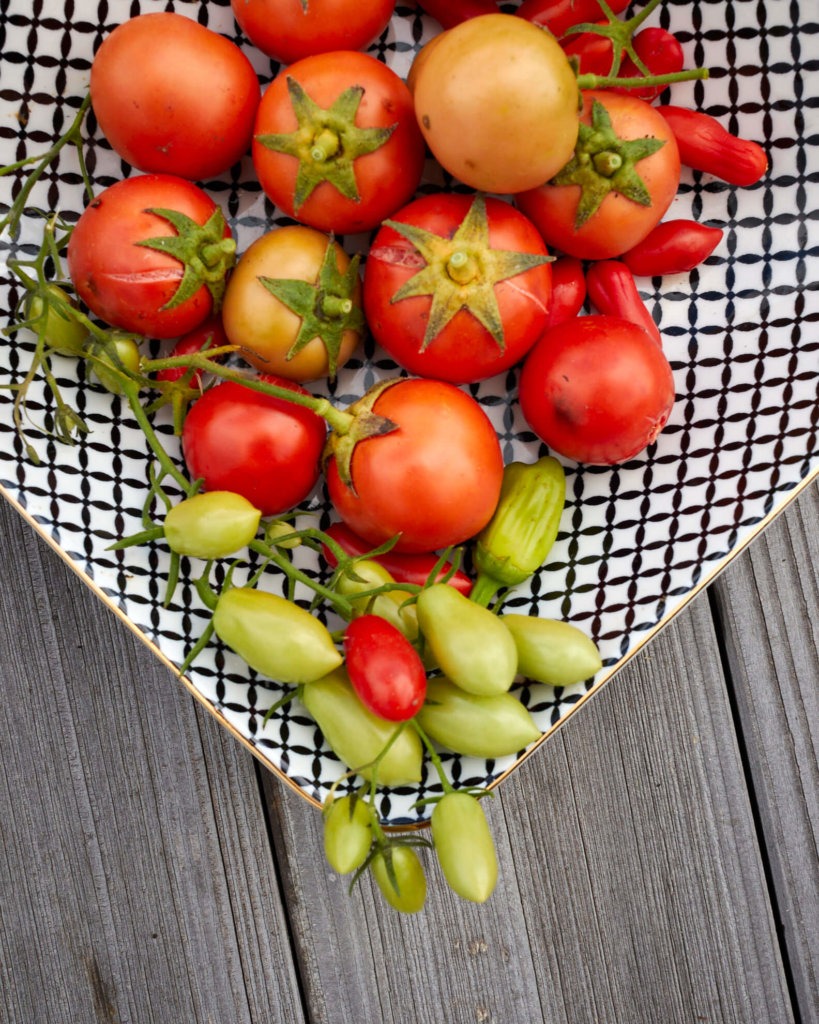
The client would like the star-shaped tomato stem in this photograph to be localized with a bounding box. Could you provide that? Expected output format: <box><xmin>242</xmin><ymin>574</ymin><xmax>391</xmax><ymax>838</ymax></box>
<box><xmin>137</xmin><ymin>206</ymin><xmax>236</xmax><ymax>311</ymax></box>
<box><xmin>383</xmin><ymin>194</ymin><xmax>552</xmax><ymax>352</ymax></box>
<box><xmin>551</xmin><ymin>99</ymin><xmax>666</xmax><ymax>228</ymax></box>
<box><xmin>255</xmin><ymin>77</ymin><xmax>396</xmax><ymax>213</ymax></box>
<box><xmin>257</xmin><ymin>237</ymin><xmax>365</xmax><ymax>380</ymax></box>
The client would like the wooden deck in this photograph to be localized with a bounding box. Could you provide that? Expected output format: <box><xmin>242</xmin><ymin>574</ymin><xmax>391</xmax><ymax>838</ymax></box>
<box><xmin>1</xmin><ymin>480</ymin><xmax>815</xmax><ymax>1024</ymax></box>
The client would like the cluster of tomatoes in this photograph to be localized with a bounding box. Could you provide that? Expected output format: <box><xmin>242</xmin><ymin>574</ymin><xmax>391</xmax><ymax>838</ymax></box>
<box><xmin>9</xmin><ymin>0</ymin><xmax>768</xmax><ymax>912</ymax></box>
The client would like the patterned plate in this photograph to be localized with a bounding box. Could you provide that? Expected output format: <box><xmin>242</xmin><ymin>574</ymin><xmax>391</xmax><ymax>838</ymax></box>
<box><xmin>1</xmin><ymin>0</ymin><xmax>816</xmax><ymax>825</ymax></box>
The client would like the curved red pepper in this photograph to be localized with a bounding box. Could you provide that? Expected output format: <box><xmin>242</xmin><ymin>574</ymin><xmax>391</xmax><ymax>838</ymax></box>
<box><xmin>585</xmin><ymin>260</ymin><xmax>662</xmax><ymax>347</ymax></box>
<box><xmin>516</xmin><ymin>0</ymin><xmax>630</xmax><ymax>39</ymax></box>
<box><xmin>414</xmin><ymin>0</ymin><xmax>498</xmax><ymax>29</ymax></box>
<box><xmin>322</xmin><ymin>521</ymin><xmax>474</xmax><ymax>596</ymax></box>
<box><xmin>622</xmin><ymin>220</ymin><xmax>724</xmax><ymax>276</ymax></box>
<box><xmin>545</xmin><ymin>256</ymin><xmax>586</xmax><ymax>329</ymax></box>
<box><xmin>562</xmin><ymin>27</ymin><xmax>684</xmax><ymax>102</ymax></box>
<box><xmin>656</xmin><ymin>106</ymin><xmax>768</xmax><ymax>186</ymax></box>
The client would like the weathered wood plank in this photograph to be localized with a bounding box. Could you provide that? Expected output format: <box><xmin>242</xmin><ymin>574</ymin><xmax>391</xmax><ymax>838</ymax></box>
<box><xmin>0</xmin><ymin>500</ymin><xmax>305</xmax><ymax>1024</ymax></box>
<box><xmin>710</xmin><ymin>480</ymin><xmax>819</xmax><ymax>1020</ymax></box>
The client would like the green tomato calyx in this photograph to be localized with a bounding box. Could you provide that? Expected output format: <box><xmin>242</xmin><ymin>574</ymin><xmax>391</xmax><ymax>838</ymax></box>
<box><xmin>256</xmin><ymin>77</ymin><xmax>396</xmax><ymax>212</ymax></box>
<box><xmin>322</xmin><ymin>377</ymin><xmax>400</xmax><ymax>492</ymax></box>
<box><xmin>551</xmin><ymin>99</ymin><xmax>665</xmax><ymax>228</ymax></box>
<box><xmin>381</xmin><ymin>194</ymin><xmax>552</xmax><ymax>353</ymax></box>
<box><xmin>137</xmin><ymin>205</ymin><xmax>236</xmax><ymax>312</ymax></box>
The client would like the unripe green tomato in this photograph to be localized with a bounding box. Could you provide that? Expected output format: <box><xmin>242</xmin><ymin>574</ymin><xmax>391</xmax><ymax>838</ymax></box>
<box><xmin>91</xmin><ymin>333</ymin><xmax>142</xmax><ymax>394</ymax></box>
<box><xmin>322</xmin><ymin>795</ymin><xmax>373</xmax><ymax>875</ymax></box>
<box><xmin>213</xmin><ymin>587</ymin><xmax>342</xmax><ymax>684</ymax></box>
<box><xmin>27</xmin><ymin>284</ymin><xmax>89</xmax><ymax>356</ymax></box>
<box><xmin>417</xmin><ymin>676</ymin><xmax>540</xmax><ymax>758</ymax></box>
<box><xmin>164</xmin><ymin>491</ymin><xmax>261</xmax><ymax>559</ymax></box>
<box><xmin>431</xmin><ymin>792</ymin><xmax>498</xmax><ymax>904</ymax></box>
<box><xmin>416</xmin><ymin>583</ymin><xmax>518</xmax><ymax>695</ymax></box>
<box><xmin>502</xmin><ymin>615</ymin><xmax>603</xmax><ymax>686</ymax></box>
<box><xmin>300</xmin><ymin>668</ymin><xmax>424</xmax><ymax>786</ymax></box>
<box><xmin>371</xmin><ymin>845</ymin><xmax>427</xmax><ymax>914</ymax></box>
<box><xmin>336</xmin><ymin>559</ymin><xmax>419</xmax><ymax>641</ymax></box>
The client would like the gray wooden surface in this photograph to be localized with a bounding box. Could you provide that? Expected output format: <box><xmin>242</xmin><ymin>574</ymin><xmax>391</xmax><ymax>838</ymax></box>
<box><xmin>1</xmin><ymin>479</ymin><xmax>816</xmax><ymax>1024</ymax></box>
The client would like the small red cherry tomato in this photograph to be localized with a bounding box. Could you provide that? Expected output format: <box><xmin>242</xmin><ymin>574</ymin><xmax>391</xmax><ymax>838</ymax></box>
<box><xmin>344</xmin><ymin>615</ymin><xmax>428</xmax><ymax>722</ymax></box>
<box><xmin>156</xmin><ymin>315</ymin><xmax>229</xmax><ymax>386</ymax></box>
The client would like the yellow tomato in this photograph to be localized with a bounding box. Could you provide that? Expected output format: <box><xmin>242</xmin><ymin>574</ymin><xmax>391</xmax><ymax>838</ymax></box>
<box><xmin>222</xmin><ymin>224</ymin><xmax>363</xmax><ymax>382</ymax></box>
<box><xmin>411</xmin><ymin>13</ymin><xmax>581</xmax><ymax>194</ymax></box>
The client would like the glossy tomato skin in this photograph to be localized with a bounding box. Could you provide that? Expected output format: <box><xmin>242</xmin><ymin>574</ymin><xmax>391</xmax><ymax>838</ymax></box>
<box><xmin>181</xmin><ymin>377</ymin><xmax>326</xmax><ymax>516</ymax></box>
<box><xmin>232</xmin><ymin>0</ymin><xmax>395</xmax><ymax>64</ymax></box>
<box><xmin>67</xmin><ymin>175</ymin><xmax>232</xmax><ymax>339</ymax></box>
<box><xmin>326</xmin><ymin>379</ymin><xmax>504</xmax><ymax>554</ymax></box>
<box><xmin>252</xmin><ymin>51</ymin><xmax>425</xmax><ymax>235</ymax></box>
<box><xmin>90</xmin><ymin>12</ymin><xmax>261</xmax><ymax>180</ymax></box>
<box><xmin>515</xmin><ymin>91</ymin><xmax>681</xmax><ymax>261</ymax></box>
<box><xmin>363</xmin><ymin>193</ymin><xmax>553</xmax><ymax>384</ymax></box>
<box><xmin>518</xmin><ymin>315</ymin><xmax>676</xmax><ymax>465</ymax></box>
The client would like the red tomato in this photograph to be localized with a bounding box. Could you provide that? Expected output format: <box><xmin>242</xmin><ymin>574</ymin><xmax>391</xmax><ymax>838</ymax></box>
<box><xmin>518</xmin><ymin>315</ymin><xmax>676</xmax><ymax>465</ymax></box>
<box><xmin>252</xmin><ymin>51</ymin><xmax>425</xmax><ymax>235</ymax></box>
<box><xmin>363</xmin><ymin>193</ymin><xmax>553</xmax><ymax>384</ymax></box>
<box><xmin>232</xmin><ymin>0</ymin><xmax>395</xmax><ymax>64</ymax></box>
<box><xmin>90</xmin><ymin>12</ymin><xmax>261</xmax><ymax>180</ymax></box>
<box><xmin>156</xmin><ymin>315</ymin><xmax>229</xmax><ymax>386</ymax></box>
<box><xmin>67</xmin><ymin>175</ymin><xmax>235</xmax><ymax>339</ymax></box>
<box><xmin>326</xmin><ymin>378</ymin><xmax>504</xmax><ymax>554</ymax></box>
<box><xmin>344</xmin><ymin>615</ymin><xmax>427</xmax><ymax>721</ymax></box>
<box><xmin>515</xmin><ymin>91</ymin><xmax>681</xmax><ymax>260</ymax></box>
<box><xmin>181</xmin><ymin>377</ymin><xmax>327</xmax><ymax>516</ymax></box>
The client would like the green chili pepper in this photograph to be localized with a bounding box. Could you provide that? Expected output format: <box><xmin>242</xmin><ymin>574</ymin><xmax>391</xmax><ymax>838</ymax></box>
<box><xmin>416</xmin><ymin>583</ymin><xmax>518</xmax><ymax>696</ymax></box>
<box><xmin>471</xmin><ymin>455</ymin><xmax>566</xmax><ymax>607</ymax></box>
<box><xmin>502</xmin><ymin>614</ymin><xmax>603</xmax><ymax>687</ymax></box>
<box><xmin>431</xmin><ymin>792</ymin><xmax>498</xmax><ymax>904</ymax></box>
<box><xmin>322</xmin><ymin>794</ymin><xmax>373</xmax><ymax>875</ymax></box>
<box><xmin>212</xmin><ymin>587</ymin><xmax>342</xmax><ymax>684</ymax></box>
<box><xmin>417</xmin><ymin>676</ymin><xmax>540</xmax><ymax>758</ymax></box>
<box><xmin>300</xmin><ymin>668</ymin><xmax>424</xmax><ymax>786</ymax></box>
<box><xmin>164</xmin><ymin>490</ymin><xmax>261</xmax><ymax>559</ymax></box>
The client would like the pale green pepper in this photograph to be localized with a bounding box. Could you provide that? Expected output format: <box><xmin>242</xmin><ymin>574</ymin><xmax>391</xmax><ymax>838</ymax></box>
<box><xmin>502</xmin><ymin>614</ymin><xmax>603</xmax><ymax>687</ymax></box>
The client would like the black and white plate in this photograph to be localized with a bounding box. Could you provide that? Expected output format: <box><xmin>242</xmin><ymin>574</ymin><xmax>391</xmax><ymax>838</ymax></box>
<box><xmin>1</xmin><ymin>0</ymin><xmax>816</xmax><ymax>825</ymax></box>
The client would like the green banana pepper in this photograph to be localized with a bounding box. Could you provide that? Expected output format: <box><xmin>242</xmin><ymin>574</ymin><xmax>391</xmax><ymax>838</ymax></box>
<box><xmin>502</xmin><ymin>614</ymin><xmax>603</xmax><ymax>687</ymax></box>
<box><xmin>322</xmin><ymin>794</ymin><xmax>373</xmax><ymax>875</ymax></box>
<box><xmin>431</xmin><ymin>792</ymin><xmax>498</xmax><ymax>904</ymax></box>
<box><xmin>416</xmin><ymin>583</ymin><xmax>518</xmax><ymax>696</ymax></box>
<box><xmin>336</xmin><ymin>558</ymin><xmax>419</xmax><ymax>641</ymax></box>
<box><xmin>164</xmin><ymin>490</ymin><xmax>261</xmax><ymax>559</ymax></box>
<box><xmin>212</xmin><ymin>587</ymin><xmax>342</xmax><ymax>684</ymax></box>
<box><xmin>300</xmin><ymin>668</ymin><xmax>424</xmax><ymax>786</ymax></box>
<box><xmin>471</xmin><ymin>455</ymin><xmax>566</xmax><ymax>607</ymax></box>
<box><xmin>417</xmin><ymin>676</ymin><xmax>540</xmax><ymax>758</ymax></box>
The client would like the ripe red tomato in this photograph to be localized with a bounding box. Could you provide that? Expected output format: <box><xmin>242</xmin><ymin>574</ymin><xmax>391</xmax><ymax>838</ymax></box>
<box><xmin>325</xmin><ymin>378</ymin><xmax>504</xmax><ymax>554</ymax></box>
<box><xmin>518</xmin><ymin>315</ymin><xmax>676</xmax><ymax>465</ymax></box>
<box><xmin>156</xmin><ymin>315</ymin><xmax>228</xmax><ymax>387</ymax></box>
<box><xmin>344</xmin><ymin>615</ymin><xmax>427</xmax><ymax>722</ymax></box>
<box><xmin>90</xmin><ymin>12</ymin><xmax>261</xmax><ymax>181</ymax></box>
<box><xmin>252</xmin><ymin>51</ymin><xmax>425</xmax><ymax>235</ymax></box>
<box><xmin>231</xmin><ymin>0</ymin><xmax>396</xmax><ymax>65</ymax></box>
<box><xmin>67</xmin><ymin>175</ymin><xmax>235</xmax><ymax>339</ymax></box>
<box><xmin>181</xmin><ymin>377</ymin><xmax>327</xmax><ymax>516</ymax></box>
<box><xmin>515</xmin><ymin>91</ymin><xmax>681</xmax><ymax>260</ymax></box>
<box><xmin>363</xmin><ymin>193</ymin><xmax>553</xmax><ymax>384</ymax></box>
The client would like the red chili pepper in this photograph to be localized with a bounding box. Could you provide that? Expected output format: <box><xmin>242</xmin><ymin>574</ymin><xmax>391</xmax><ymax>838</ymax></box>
<box><xmin>516</xmin><ymin>0</ymin><xmax>630</xmax><ymax>38</ymax></box>
<box><xmin>585</xmin><ymin>260</ymin><xmax>662</xmax><ymax>347</ymax></box>
<box><xmin>622</xmin><ymin>219</ymin><xmax>724</xmax><ymax>276</ymax></box>
<box><xmin>656</xmin><ymin>105</ymin><xmax>768</xmax><ymax>186</ymax></box>
<box><xmin>546</xmin><ymin>255</ymin><xmax>586</xmax><ymax>329</ymax></box>
<box><xmin>322</xmin><ymin>521</ymin><xmax>474</xmax><ymax>596</ymax></box>
<box><xmin>562</xmin><ymin>27</ymin><xmax>684</xmax><ymax>102</ymax></box>
<box><xmin>414</xmin><ymin>0</ymin><xmax>498</xmax><ymax>29</ymax></box>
